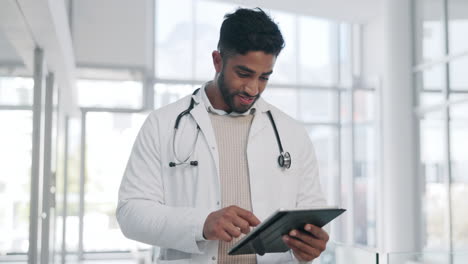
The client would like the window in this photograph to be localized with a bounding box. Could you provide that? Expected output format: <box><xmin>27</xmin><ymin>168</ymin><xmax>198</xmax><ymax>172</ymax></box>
<box><xmin>449</xmin><ymin>102</ymin><xmax>468</xmax><ymax>251</ymax></box>
<box><xmin>0</xmin><ymin>111</ymin><xmax>33</xmax><ymax>254</ymax></box>
<box><xmin>77</xmin><ymin>80</ymin><xmax>143</xmax><ymax>109</ymax></box>
<box><xmin>415</xmin><ymin>64</ymin><xmax>446</xmax><ymax>108</ymax></box>
<box><xmin>268</xmin><ymin>10</ymin><xmax>297</xmax><ymax>85</ymax></box>
<box><xmin>155</xmin><ymin>0</ymin><xmax>194</xmax><ymax>80</ymax></box>
<box><xmin>414</xmin><ymin>0</ymin><xmax>446</xmax><ymax>63</ymax></box>
<box><xmin>413</xmin><ymin>0</ymin><xmax>468</xmax><ymax>252</ymax></box>
<box><xmin>194</xmin><ymin>0</ymin><xmax>235</xmax><ymax>81</ymax></box>
<box><xmin>0</xmin><ymin>77</ymin><xmax>34</xmax><ymax>105</ymax></box>
<box><xmin>84</xmin><ymin>112</ymin><xmax>148</xmax><ymax>252</ymax></box>
<box><xmin>154</xmin><ymin>83</ymin><xmax>195</xmax><ymax>109</ymax></box>
<box><xmin>298</xmin><ymin>17</ymin><xmax>336</xmax><ymax>86</ymax></box>
<box><xmin>262</xmin><ymin>88</ymin><xmax>299</xmax><ymax>119</ymax></box>
<box><xmin>448</xmin><ymin>0</ymin><xmax>468</xmax><ymax>55</ymax></box>
<box><xmin>420</xmin><ymin>111</ymin><xmax>449</xmax><ymax>250</ymax></box>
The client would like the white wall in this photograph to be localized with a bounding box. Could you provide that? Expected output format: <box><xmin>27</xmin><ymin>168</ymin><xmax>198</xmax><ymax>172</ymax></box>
<box><xmin>72</xmin><ymin>0</ymin><xmax>154</xmax><ymax>72</ymax></box>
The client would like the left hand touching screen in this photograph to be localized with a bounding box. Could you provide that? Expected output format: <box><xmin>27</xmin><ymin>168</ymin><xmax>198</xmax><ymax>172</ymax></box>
<box><xmin>282</xmin><ymin>224</ymin><xmax>329</xmax><ymax>262</ymax></box>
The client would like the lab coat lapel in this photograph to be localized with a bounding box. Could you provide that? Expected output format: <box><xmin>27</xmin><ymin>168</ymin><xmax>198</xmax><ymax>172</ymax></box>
<box><xmin>247</xmin><ymin>99</ymin><xmax>270</xmax><ymax>219</ymax></box>
<box><xmin>190</xmin><ymin>102</ymin><xmax>220</xmax><ymax>175</ymax></box>
<box><xmin>248</xmin><ymin>99</ymin><xmax>269</xmax><ymax>140</ymax></box>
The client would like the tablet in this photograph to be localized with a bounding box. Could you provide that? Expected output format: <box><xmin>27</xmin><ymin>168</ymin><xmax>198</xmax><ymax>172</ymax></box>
<box><xmin>228</xmin><ymin>207</ymin><xmax>346</xmax><ymax>256</ymax></box>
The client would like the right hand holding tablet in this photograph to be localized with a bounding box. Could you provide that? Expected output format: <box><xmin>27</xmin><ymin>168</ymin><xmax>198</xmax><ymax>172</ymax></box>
<box><xmin>203</xmin><ymin>205</ymin><xmax>261</xmax><ymax>242</ymax></box>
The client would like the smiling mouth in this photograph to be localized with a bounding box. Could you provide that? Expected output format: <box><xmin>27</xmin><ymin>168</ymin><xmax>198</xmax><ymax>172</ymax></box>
<box><xmin>237</xmin><ymin>95</ymin><xmax>256</xmax><ymax>105</ymax></box>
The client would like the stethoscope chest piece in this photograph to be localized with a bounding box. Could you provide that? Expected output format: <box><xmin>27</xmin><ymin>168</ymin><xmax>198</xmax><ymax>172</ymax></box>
<box><xmin>278</xmin><ymin>152</ymin><xmax>291</xmax><ymax>169</ymax></box>
<box><xmin>266</xmin><ymin>110</ymin><xmax>292</xmax><ymax>170</ymax></box>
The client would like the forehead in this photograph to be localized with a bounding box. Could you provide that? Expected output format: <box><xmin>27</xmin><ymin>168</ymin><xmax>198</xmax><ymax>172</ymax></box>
<box><xmin>224</xmin><ymin>51</ymin><xmax>276</xmax><ymax>73</ymax></box>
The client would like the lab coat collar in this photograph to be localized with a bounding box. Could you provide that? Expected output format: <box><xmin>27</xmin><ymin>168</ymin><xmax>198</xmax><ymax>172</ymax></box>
<box><xmin>192</xmin><ymin>82</ymin><xmax>270</xmax><ymax>114</ymax></box>
<box><xmin>189</xmin><ymin>93</ymin><xmax>220</xmax><ymax>179</ymax></box>
<box><xmin>191</xmin><ymin>83</ymin><xmax>270</xmax><ymax>142</ymax></box>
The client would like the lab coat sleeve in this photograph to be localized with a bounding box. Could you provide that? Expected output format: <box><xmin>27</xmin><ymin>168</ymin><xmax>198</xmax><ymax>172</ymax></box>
<box><xmin>292</xmin><ymin>127</ymin><xmax>328</xmax><ymax>264</ymax></box>
<box><xmin>116</xmin><ymin>112</ymin><xmax>211</xmax><ymax>254</ymax></box>
<box><xmin>296</xmin><ymin>127</ymin><xmax>327</xmax><ymax>209</ymax></box>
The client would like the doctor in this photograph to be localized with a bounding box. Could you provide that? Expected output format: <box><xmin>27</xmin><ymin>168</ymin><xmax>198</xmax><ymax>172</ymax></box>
<box><xmin>117</xmin><ymin>7</ymin><xmax>328</xmax><ymax>264</ymax></box>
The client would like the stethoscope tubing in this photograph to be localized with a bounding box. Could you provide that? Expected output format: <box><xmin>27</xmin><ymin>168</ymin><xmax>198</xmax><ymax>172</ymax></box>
<box><xmin>169</xmin><ymin>88</ymin><xmax>291</xmax><ymax>169</ymax></box>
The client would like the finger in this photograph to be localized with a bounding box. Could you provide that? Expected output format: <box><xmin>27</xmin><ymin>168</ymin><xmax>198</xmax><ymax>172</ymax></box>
<box><xmin>283</xmin><ymin>235</ymin><xmax>321</xmax><ymax>258</ymax></box>
<box><xmin>305</xmin><ymin>224</ymin><xmax>329</xmax><ymax>241</ymax></box>
<box><xmin>290</xmin><ymin>245</ymin><xmax>314</xmax><ymax>262</ymax></box>
<box><xmin>234</xmin><ymin>208</ymin><xmax>261</xmax><ymax>226</ymax></box>
<box><xmin>282</xmin><ymin>236</ymin><xmax>318</xmax><ymax>261</ymax></box>
<box><xmin>224</xmin><ymin>223</ymin><xmax>242</xmax><ymax>238</ymax></box>
<box><xmin>232</xmin><ymin>216</ymin><xmax>251</xmax><ymax>234</ymax></box>
<box><xmin>289</xmin><ymin>229</ymin><xmax>326</xmax><ymax>252</ymax></box>
<box><xmin>218</xmin><ymin>229</ymin><xmax>233</xmax><ymax>242</ymax></box>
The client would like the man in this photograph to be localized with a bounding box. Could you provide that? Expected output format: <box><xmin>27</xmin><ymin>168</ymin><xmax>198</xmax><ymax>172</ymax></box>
<box><xmin>117</xmin><ymin>7</ymin><xmax>328</xmax><ymax>263</ymax></box>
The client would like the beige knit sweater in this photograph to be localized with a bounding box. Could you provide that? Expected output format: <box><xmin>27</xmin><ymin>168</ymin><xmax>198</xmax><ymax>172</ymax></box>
<box><xmin>209</xmin><ymin>113</ymin><xmax>257</xmax><ymax>264</ymax></box>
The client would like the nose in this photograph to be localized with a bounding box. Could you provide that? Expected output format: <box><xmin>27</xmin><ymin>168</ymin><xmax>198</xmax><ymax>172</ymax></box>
<box><xmin>245</xmin><ymin>78</ymin><xmax>259</xmax><ymax>96</ymax></box>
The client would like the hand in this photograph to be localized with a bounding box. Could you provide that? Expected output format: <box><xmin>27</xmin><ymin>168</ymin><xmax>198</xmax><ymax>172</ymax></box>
<box><xmin>282</xmin><ymin>224</ymin><xmax>329</xmax><ymax>262</ymax></box>
<box><xmin>203</xmin><ymin>205</ymin><xmax>261</xmax><ymax>242</ymax></box>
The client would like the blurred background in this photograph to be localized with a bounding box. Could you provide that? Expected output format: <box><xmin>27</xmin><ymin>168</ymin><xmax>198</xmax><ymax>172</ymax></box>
<box><xmin>0</xmin><ymin>0</ymin><xmax>467</xmax><ymax>263</ymax></box>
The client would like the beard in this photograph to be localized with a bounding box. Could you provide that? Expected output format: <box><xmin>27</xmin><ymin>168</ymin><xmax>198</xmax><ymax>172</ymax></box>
<box><xmin>217</xmin><ymin>70</ymin><xmax>260</xmax><ymax>114</ymax></box>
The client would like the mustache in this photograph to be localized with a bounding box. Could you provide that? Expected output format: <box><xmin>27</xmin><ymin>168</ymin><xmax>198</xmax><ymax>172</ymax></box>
<box><xmin>235</xmin><ymin>92</ymin><xmax>260</xmax><ymax>100</ymax></box>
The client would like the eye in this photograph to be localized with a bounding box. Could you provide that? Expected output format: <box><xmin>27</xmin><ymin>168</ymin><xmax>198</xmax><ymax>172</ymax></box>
<box><xmin>260</xmin><ymin>76</ymin><xmax>269</xmax><ymax>81</ymax></box>
<box><xmin>237</xmin><ymin>72</ymin><xmax>250</xmax><ymax>78</ymax></box>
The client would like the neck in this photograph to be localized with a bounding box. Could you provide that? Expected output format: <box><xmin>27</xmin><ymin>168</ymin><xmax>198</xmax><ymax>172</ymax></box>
<box><xmin>205</xmin><ymin>80</ymin><xmax>230</xmax><ymax>112</ymax></box>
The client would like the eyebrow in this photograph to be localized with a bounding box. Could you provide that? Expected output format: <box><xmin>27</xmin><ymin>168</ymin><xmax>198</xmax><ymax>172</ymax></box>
<box><xmin>235</xmin><ymin>65</ymin><xmax>273</xmax><ymax>76</ymax></box>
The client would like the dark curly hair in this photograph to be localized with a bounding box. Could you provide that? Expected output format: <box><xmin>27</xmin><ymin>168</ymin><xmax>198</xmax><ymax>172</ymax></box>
<box><xmin>217</xmin><ymin>7</ymin><xmax>285</xmax><ymax>58</ymax></box>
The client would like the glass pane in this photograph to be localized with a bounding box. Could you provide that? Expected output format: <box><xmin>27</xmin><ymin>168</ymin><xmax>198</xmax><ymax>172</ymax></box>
<box><xmin>154</xmin><ymin>83</ymin><xmax>196</xmax><ymax>109</ymax></box>
<box><xmin>64</xmin><ymin>117</ymin><xmax>82</xmax><ymax>253</ymax></box>
<box><xmin>448</xmin><ymin>0</ymin><xmax>468</xmax><ymax>55</ymax></box>
<box><xmin>449</xmin><ymin>95</ymin><xmax>468</xmax><ymax>118</ymax></box>
<box><xmin>449</xmin><ymin>92</ymin><xmax>468</xmax><ymax>103</ymax></box>
<box><xmin>298</xmin><ymin>17</ymin><xmax>335</xmax><ymax>86</ymax></box>
<box><xmin>0</xmin><ymin>110</ymin><xmax>33</xmax><ymax>254</ymax></box>
<box><xmin>269</xmin><ymin>10</ymin><xmax>297</xmax><ymax>85</ymax></box>
<box><xmin>262</xmin><ymin>88</ymin><xmax>298</xmax><ymax>119</ymax></box>
<box><xmin>0</xmin><ymin>77</ymin><xmax>34</xmax><ymax>105</ymax></box>
<box><xmin>416</xmin><ymin>64</ymin><xmax>446</xmax><ymax>107</ymax></box>
<box><xmin>194</xmin><ymin>0</ymin><xmax>235</xmax><ymax>81</ymax></box>
<box><xmin>339</xmin><ymin>89</ymin><xmax>352</xmax><ymax>243</ymax></box>
<box><xmin>388</xmin><ymin>252</ymin><xmax>466</xmax><ymax>264</ymax></box>
<box><xmin>339</xmin><ymin>24</ymin><xmax>352</xmax><ymax>87</ymax></box>
<box><xmin>155</xmin><ymin>0</ymin><xmax>193</xmax><ymax>80</ymax></box>
<box><xmin>354</xmin><ymin>124</ymin><xmax>376</xmax><ymax>246</ymax></box>
<box><xmin>420</xmin><ymin>111</ymin><xmax>450</xmax><ymax>251</ymax></box>
<box><xmin>299</xmin><ymin>89</ymin><xmax>337</xmax><ymax>122</ymax></box>
<box><xmin>414</xmin><ymin>0</ymin><xmax>446</xmax><ymax>63</ymax></box>
<box><xmin>84</xmin><ymin>112</ymin><xmax>149</xmax><ymax>252</ymax></box>
<box><xmin>306</xmin><ymin>126</ymin><xmax>339</xmax><ymax>205</ymax></box>
<box><xmin>340</xmin><ymin>90</ymin><xmax>352</xmax><ymax>124</ymax></box>
<box><xmin>339</xmin><ymin>123</ymin><xmax>352</xmax><ymax>243</ymax></box>
<box><xmin>450</xmin><ymin>103</ymin><xmax>468</xmax><ymax>250</ymax></box>
<box><xmin>353</xmin><ymin>90</ymin><xmax>374</xmax><ymax>123</ymax></box>
<box><xmin>320</xmin><ymin>242</ymin><xmax>378</xmax><ymax>264</ymax></box>
<box><xmin>77</xmin><ymin>80</ymin><xmax>143</xmax><ymax>109</ymax></box>
<box><xmin>449</xmin><ymin>56</ymin><xmax>468</xmax><ymax>91</ymax></box>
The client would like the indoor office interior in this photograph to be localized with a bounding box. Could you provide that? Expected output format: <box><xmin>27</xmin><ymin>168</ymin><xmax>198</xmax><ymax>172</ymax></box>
<box><xmin>0</xmin><ymin>0</ymin><xmax>467</xmax><ymax>263</ymax></box>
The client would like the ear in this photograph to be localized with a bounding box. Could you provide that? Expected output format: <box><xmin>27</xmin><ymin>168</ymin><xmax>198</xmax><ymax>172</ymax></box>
<box><xmin>212</xmin><ymin>50</ymin><xmax>223</xmax><ymax>73</ymax></box>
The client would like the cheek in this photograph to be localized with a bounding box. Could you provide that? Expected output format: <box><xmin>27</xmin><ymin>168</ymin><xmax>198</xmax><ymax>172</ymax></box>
<box><xmin>224</xmin><ymin>74</ymin><xmax>243</xmax><ymax>89</ymax></box>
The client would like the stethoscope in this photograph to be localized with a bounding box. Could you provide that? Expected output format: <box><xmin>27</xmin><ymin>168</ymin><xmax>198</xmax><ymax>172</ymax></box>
<box><xmin>169</xmin><ymin>88</ymin><xmax>291</xmax><ymax>169</ymax></box>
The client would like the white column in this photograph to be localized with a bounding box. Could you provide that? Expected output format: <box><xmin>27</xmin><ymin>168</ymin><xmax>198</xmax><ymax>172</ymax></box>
<box><xmin>380</xmin><ymin>0</ymin><xmax>422</xmax><ymax>253</ymax></box>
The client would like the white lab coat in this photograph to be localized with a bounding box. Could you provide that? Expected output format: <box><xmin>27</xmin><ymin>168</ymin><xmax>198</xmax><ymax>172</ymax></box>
<box><xmin>116</xmin><ymin>90</ymin><xmax>326</xmax><ymax>263</ymax></box>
